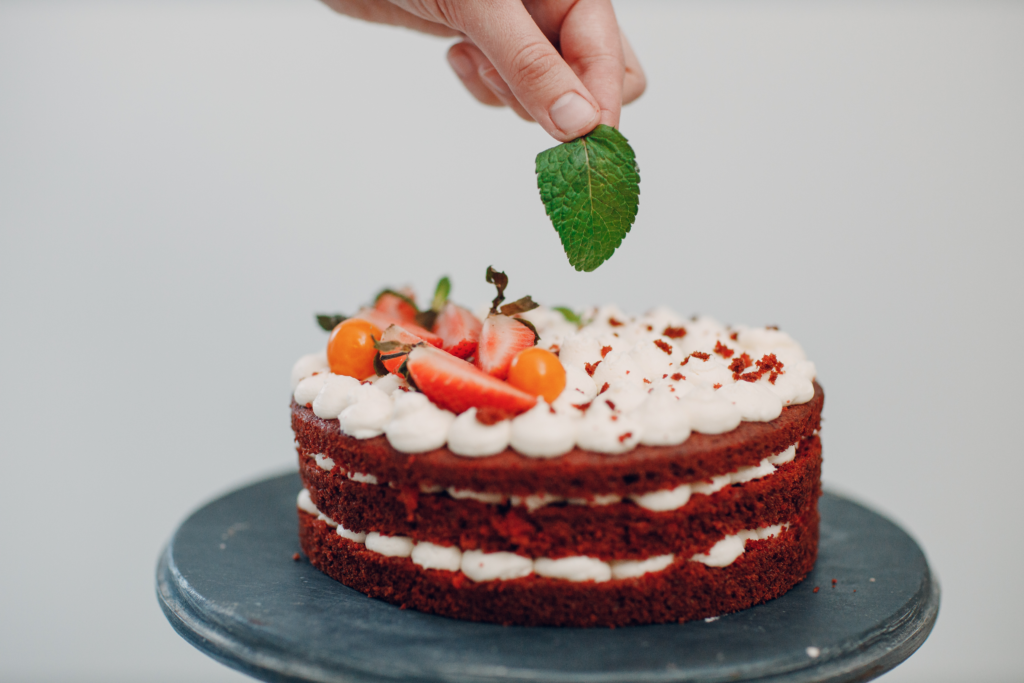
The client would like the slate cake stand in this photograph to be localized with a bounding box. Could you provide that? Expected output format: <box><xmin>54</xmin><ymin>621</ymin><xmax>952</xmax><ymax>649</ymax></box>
<box><xmin>156</xmin><ymin>472</ymin><xmax>938</xmax><ymax>683</ymax></box>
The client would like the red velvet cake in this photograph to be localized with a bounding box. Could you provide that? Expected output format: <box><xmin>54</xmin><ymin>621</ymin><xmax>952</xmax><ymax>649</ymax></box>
<box><xmin>291</xmin><ymin>272</ymin><xmax>823</xmax><ymax>627</ymax></box>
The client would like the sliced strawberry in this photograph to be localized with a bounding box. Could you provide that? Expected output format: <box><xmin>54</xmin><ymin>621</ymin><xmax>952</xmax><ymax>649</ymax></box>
<box><xmin>406</xmin><ymin>345</ymin><xmax>536</xmax><ymax>416</ymax></box>
<box><xmin>433</xmin><ymin>302</ymin><xmax>482</xmax><ymax>360</ymax></box>
<box><xmin>475</xmin><ymin>314</ymin><xmax>537</xmax><ymax>380</ymax></box>
<box><xmin>354</xmin><ymin>308</ymin><xmax>443</xmax><ymax>348</ymax></box>
<box><xmin>377</xmin><ymin>325</ymin><xmax>426</xmax><ymax>375</ymax></box>
<box><xmin>374</xmin><ymin>290</ymin><xmax>418</xmax><ymax>323</ymax></box>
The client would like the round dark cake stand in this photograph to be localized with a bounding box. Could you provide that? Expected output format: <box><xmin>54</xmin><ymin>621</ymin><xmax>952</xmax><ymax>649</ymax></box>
<box><xmin>156</xmin><ymin>472</ymin><xmax>938</xmax><ymax>683</ymax></box>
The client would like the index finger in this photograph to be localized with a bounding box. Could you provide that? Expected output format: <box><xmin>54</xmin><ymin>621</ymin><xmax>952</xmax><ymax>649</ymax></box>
<box><xmin>557</xmin><ymin>0</ymin><xmax>626</xmax><ymax>129</ymax></box>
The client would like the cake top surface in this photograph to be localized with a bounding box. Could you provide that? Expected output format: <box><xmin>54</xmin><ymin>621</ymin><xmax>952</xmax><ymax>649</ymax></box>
<box><xmin>291</xmin><ymin>274</ymin><xmax>817</xmax><ymax>459</ymax></box>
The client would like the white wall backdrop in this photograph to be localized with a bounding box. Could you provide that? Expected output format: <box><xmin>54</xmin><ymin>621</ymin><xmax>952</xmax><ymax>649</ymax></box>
<box><xmin>1</xmin><ymin>1</ymin><xmax>1021</xmax><ymax>681</ymax></box>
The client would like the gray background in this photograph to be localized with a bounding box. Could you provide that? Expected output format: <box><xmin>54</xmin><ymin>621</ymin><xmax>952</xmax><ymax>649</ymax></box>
<box><xmin>1</xmin><ymin>0</ymin><xmax>1021</xmax><ymax>681</ymax></box>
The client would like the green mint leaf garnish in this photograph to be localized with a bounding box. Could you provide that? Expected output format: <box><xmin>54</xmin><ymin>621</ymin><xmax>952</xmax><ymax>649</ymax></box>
<box><xmin>415</xmin><ymin>275</ymin><xmax>451</xmax><ymax>329</ymax></box>
<box><xmin>316</xmin><ymin>314</ymin><xmax>347</xmax><ymax>331</ymax></box>
<box><xmin>535</xmin><ymin>124</ymin><xmax>640</xmax><ymax>272</ymax></box>
<box><xmin>553</xmin><ymin>306</ymin><xmax>582</xmax><ymax>325</ymax></box>
<box><xmin>430</xmin><ymin>276</ymin><xmax>451</xmax><ymax>312</ymax></box>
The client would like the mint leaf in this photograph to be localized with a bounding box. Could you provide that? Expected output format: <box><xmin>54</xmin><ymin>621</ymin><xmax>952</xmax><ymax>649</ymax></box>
<box><xmin>553</xmin><ymin>306</ymin><xmax>582</xmax><ymax>326</ymax></box>
<box><xmin>430</xmin><ymin>276</ymin><xmax>451</xmax><ymax>312</ymax></box>
<box><xmin>316</xmin><ymin>314</ymin><xmax>347</xmax><ymax>331</ymax></box>
<box><xmin>535</xmin><ymin>125</ymin><xmax>640</xmax><ymax>272</ymax></box>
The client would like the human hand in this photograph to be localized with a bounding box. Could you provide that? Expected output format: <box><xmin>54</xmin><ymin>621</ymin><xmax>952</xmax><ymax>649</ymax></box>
<box><xmin>320</xmin><ymin>0</ymin><xmax>645</xmax><ymax>142</ymax></box>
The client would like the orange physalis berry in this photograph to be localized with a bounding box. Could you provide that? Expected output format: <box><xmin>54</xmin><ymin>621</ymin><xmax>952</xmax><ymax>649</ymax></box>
<box><xmin>506</xmin><ymin>347</ymin><xmax>566</xmax><ymax>404</ymax></box>
<box><xmin>327</xmin><ymin>318</ymin><xmax>382</xmax><ymax>379</ymax></box>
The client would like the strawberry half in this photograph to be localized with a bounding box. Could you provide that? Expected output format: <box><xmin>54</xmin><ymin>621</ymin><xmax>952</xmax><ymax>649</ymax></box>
<box><xmin>354</xmin><ymin>308</ymin><xmax>443</xmax><ymax>348</ymax></box>
<box><xmin>378</xmin><ymin>325</ymin><xmax>426</xmax><ymax>375</ymax></box>
<box><xmin>405</xmin><ymin>345</ymin><xmax>536</xmax><ymax>416</ymax></box>
<box><xmin>475</xmin><ymin>314</ymin><xmax>537</xmax><ymax>380</ymax></box>
<box><xmin>374</xmin><ymin>290</ymin><xmax>418</xmax><ymax>323</ymax></box>
<box><xmin>433</xmin><ymin>302</ymin><xmax>482</xmax><ymax>360</ymax></box>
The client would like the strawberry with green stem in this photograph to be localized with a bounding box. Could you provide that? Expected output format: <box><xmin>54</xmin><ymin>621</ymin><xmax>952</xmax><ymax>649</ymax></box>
<box><xmin>475</xmin><ymin>267</ymin><xmax>540</xmax><ymax>380</ymax></box>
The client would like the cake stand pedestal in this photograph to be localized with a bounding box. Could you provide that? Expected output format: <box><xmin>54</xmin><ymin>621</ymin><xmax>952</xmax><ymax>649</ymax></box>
<box><xmin>156</xmin><ymin>472</ymin><xmax>938</xmax><ymax>683</ymax></box>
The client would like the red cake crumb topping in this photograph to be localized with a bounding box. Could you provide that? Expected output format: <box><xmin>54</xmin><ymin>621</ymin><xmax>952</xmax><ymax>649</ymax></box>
<box><xmin>654</xmin><ymin>340</ymin><xmax>673</xmax><ymax>355</ymax></box>
<box><xmin>663</xmin><ymin>326</ymin><xmax>687</xmax><ymax>339</ymax></box>
<box><xmin>573</xmin><ymin>401</ymin><xmax>593</xmax><ymax>412</ymax></box>
<box><xmin>757</xmin><ymin>354</ymin><xmax>785</xmax><ymax>384</ymax></box>
<box><xmin>671</xmin><ymin>373</ymin><xmax>684</xmax><ymax>381</ymax></box>
<box><xmin>585</xmin><ymin>361</ymin><xmax>601</xmax><ymax>376</ymax></box>
<box><xmin>618</xmin><ymin>432</ymin><xmax>633</xmax><ymax>443</ymax></box>
<box><xmin>713</xmin><ymin>383</ymin><xmax>722</xmax><ymax>389</ymax></box>
<box><xmin>713</xmin><ymin>341</ymin><xmax>735</xmax><ymax>358</ymax></box>
<box><xmin>600</xmin><ymin>346</ymin><xmax>613</xmax><ymax>359</ymax></box>
<box><xmin>734</xmin><ymin>353</ymin><xmax>785</xmax><ymax>384</ymax></box>
<box><xmin>606</xmin><ymin>400</ymin><xmax>617</xmax><ymax>410</ymax></box>
<box><xmin>729</xmin><ymin>353</ymin><xmax>754</xmax><ymax>375</ymax></box>
<box><xmin>729</xmin><ymin>332</ymin><xmax>739</xmax><ymax>341</ymax></box>
<box><xmin>599</xmin><ymin>382</ymin><xmax>610</xmax><ymax>394</ymax></box>
<box><xmin>608</xmin><ymin>317</ymin><xmax>625</xmax><ymax>327</ymax></box>
<box><xmin>691</xmin><ymin>351</ymin><xmax>710</xmax><ymax>361</ymax></box>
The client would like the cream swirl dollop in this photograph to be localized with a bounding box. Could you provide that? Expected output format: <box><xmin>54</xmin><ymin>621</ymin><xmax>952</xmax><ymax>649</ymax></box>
<box><xmin>338</xmin><ymin>384</ymin><xmax>392</xmax><ymax>438</ymax></box>
<box><xmin>447</xmin><ymin>408</ymin><xmax>512</xmax><ymax>457</ymax></box>
<box><xmin>509</xmin><ymin>401</ymin><xmax>578</xmax><ymax>458</ymax></box>
<box><xmin>384</xmin><ymin>392</ymin><xmax>455</xmax><ymax>453</ymax></box>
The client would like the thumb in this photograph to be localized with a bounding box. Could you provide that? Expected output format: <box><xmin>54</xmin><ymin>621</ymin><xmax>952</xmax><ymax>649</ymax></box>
<box><xmin>457</xmin><ymin>0</ymin><xmax>601</xmax><ymax>141</ymax></box>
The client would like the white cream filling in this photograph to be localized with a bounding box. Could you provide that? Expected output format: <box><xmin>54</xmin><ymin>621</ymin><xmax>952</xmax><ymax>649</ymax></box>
<box><xmin>411</xmin><ymin>541</ymin><xmax>462</xmax><ymax>571</ymax></box>
<box><xmin>298</xmin><ymin>490</ymin><xmax>793</xmax><ymax>583</ymax></box>
<box><xmin>297</xmin><ymin>489</ymin><xmax>339</xmax><ymax>527</ymax></box>
<box><xmin>534</xmin><ymin>556</ymin><xmax>612</xmax><ymax>583</ymax></box>
<box><xmin>291</xmin><ymin>307</ymin><xmax>817</xmax><ymax>459</ymax></box>
<box><xmin>691</xmin><ymin>524</ymin><xmax>788</xmax><ymax>567</ymax></box>
<box><xmin>461</xmin><ymin>550</ymin><xmax>534</xmax><ymax>582</ymax></box>
<box><xmin>610</xmin><ymin>554</ymin><xmax>676</xmax><ymax>580</ymax></box>
<box><xmin>447</xmin><ymin>488</ymin><xmax>504</xmax><ymax>505</ymax></box>
<box><xmin>365</xmin><ymin>532</ymin><xmax>414</xmax><ymax>558</ymax></box>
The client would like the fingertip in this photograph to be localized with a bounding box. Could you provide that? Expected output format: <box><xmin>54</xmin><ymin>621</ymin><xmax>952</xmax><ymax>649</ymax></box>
<box><xmin>548</xmin><ymin>91</ymin><xmax>601</xmax><ymax>140</ymax></box>
<box><xmin>446</xmin><ymin>43</ymin><xmax>475</xmax><ymax>81</ymax></box>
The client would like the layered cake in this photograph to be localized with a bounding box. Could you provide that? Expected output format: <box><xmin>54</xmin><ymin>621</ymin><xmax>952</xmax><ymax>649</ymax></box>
<box><xmin>292</xmin><ymin>271</ymin><xmax>823</xmax><ymax>627</ymax></box>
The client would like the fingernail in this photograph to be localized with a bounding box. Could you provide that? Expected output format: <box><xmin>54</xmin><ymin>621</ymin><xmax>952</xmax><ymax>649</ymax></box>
<box><xmin>447</xmin><ymin>51</ymin><xmax>474</xmax><ymax>80</ymax></box>
<box><xmin>479</xmin><ymin>66</ymin><xmax>512</xmax><ymax>97</ymax></box>
<box><xmin>549</xmin><ymin>92</ymin><xmax>598</xmax><ymax>135</ymax></box>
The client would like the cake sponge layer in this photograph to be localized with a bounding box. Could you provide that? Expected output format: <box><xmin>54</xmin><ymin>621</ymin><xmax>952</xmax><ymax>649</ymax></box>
<box><xmin>298</xmin><ymin>499</ymin><xmax>819</xmax><ymax>627</ymax></box>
